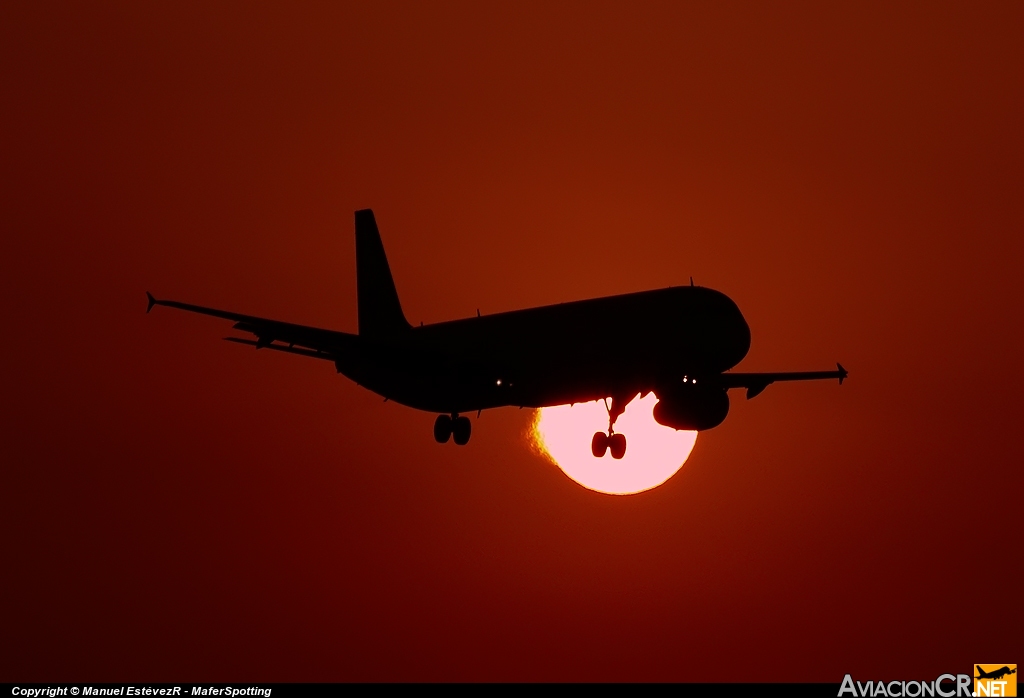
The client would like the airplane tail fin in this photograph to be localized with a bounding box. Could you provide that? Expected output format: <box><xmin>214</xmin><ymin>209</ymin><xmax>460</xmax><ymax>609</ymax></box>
<box><xmin>354</xmin><ymin>209</ymin><xmax>411</xmax><ymax>337</ymax></box>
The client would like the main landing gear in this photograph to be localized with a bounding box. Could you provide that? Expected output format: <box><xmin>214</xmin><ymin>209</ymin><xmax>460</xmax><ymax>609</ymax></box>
<box><xmin>434</xmin><ymin>413</ymin><xmax>471</xmax><ymax>446</ymax></box>
<box><xmin>592</xmin><ymin>393</ymin><xmax>637</xmax><ymax>459</ymax></box>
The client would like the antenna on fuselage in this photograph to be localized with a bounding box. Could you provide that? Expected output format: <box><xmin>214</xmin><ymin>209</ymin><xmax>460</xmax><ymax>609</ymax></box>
<box><xmin>690</xmin><ymin>276</ymin><xmax>694</xmax><ymax>287</ymax></box>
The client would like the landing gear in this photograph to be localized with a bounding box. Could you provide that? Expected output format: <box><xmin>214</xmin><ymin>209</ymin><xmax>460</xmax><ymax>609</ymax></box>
<box><xmin>434</xmin><ymin>413</ymin><xmax>471</xmax><ymax>446</ymax></box>
<box><xmin>434</xmin><ymin>414</ymin><xmax>452</xmax><ymax>443</ymax></box>
<box><xmin>591</xmin><ymin>431</ymin><xmax>627</xmax><ymax>459</ymax></box>
<box><xmin>452</xmin><ymin>415</ymin><xmax>471</xmax><ymax>445</ymax></box>
<box><xmin>591</xmin><ymin>392</ymin><xmax>636</xmax><ymax>459</ymax></box>
<box><xmin>608</xmin><ymin>432</ymin><xmax>626</xmax><ymax>460</ymax></box>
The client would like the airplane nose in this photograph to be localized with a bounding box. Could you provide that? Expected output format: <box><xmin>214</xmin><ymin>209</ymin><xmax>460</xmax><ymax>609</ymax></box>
<box><xmin>729</xmin><ymin>304</ymin><xmax>751</xmax><ymax>365</ymax></box>
<box><xmin>737</xmin><ymin>315</ymin><xmax>751</xmax><ymax>356</ymax></box>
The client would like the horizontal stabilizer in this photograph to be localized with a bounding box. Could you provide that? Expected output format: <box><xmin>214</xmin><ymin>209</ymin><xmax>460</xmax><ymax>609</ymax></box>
<box><xmin>223</xmin><ymin>336</ymin><xmax>335</xmax><ymax>361</ymax></box>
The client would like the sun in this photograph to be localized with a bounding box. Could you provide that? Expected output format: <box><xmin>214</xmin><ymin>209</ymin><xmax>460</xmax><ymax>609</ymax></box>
<box><xmin>530</xmin><ymin>393</ymin><xmax>698</xmax><ymax>495</ymax></box>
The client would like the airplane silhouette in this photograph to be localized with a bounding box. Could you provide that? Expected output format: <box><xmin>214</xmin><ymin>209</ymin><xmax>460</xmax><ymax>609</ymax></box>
<box><xmin>976</xmin><ymin>666</ymin><xmax>1017</xmax><ymax>681</ymax></box>
<box><xmin>148</xmin><ymin>209</ymin><xmax>847</xmax><ymax>458</ymax></box>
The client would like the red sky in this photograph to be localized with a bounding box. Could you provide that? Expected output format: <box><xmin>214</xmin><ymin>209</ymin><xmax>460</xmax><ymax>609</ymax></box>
<box><xmin>2</xmin><ymin>1</ymin><xmax>1020</xmax><ymax>682</ymax></box>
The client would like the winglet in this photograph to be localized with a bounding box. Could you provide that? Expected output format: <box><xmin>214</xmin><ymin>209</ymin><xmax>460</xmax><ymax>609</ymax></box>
<box><xmin>837</xmin><ymin>363</ymin><xmax>848</xmax><ymax>385</ymax></box>
<box><xmin>146</xmin><ymin>292</ymin><xmax>157</xmax><ymax>314</ymax></box>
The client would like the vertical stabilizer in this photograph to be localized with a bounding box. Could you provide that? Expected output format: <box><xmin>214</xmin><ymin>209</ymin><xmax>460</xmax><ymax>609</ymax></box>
<box><xmin>355</xmin><ymin>209</ymin><xmax>410</xmax><ymax>337</ymax></box>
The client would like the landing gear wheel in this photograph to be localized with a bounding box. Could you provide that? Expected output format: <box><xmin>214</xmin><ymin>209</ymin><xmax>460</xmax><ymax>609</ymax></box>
<box><xmin>433</xmin><ymin>414</ymin><xmax>453</xmax><ymax>444</ymax></box>
<box><xmin>591</xmin><ymin>431</ymin><xmax>609</xmax><ymax>458</ymax></box>
<box><xmin>609</xmin><ymin>433</ymin><xmax>627</xmax><ymax>460</ymax></box>
<box><xmin>452</xmin><ymin>416</ymin><xmax>472</xmax><ymax>446</ymax></box>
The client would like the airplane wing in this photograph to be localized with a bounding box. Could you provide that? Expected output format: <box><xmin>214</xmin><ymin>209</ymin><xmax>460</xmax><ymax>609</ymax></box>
<box><xmin>714</xmin><ymin>363</ymin><xmax>848</xmax><ymax>399</ymax></box>
<box><xmin>146</xmin><ymin>292</ymin><xmax>358</xmax><ymax>361</ymax></box>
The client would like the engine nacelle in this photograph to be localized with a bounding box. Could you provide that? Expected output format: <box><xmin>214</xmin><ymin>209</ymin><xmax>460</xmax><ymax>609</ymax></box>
<box><xmin>652</xmin><ymin>384</ymin><xmax>730</xmax><ymax>431</ymax></box>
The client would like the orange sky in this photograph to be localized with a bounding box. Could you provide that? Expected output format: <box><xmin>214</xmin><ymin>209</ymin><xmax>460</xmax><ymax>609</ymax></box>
<box><xmin>2</xmin><ymin>1</ymin><xmax>1020</xmax><ymax>681</ymax></box>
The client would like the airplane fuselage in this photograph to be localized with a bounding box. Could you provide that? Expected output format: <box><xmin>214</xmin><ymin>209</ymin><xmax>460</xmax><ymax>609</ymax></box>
<box><xmin>148</xmin><ymin>208</ymin><xmax>844</xmax><ymax>453</ymax></box>
<box><xmin>339</xmin><ymin>286</ymin><xmax>751</xmax><ymax>414</ymax></box>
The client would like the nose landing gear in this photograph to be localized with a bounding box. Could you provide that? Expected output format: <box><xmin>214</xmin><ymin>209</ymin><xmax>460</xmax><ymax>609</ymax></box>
<box><xmin>608</xmin><ymin>432</ymin><xmax>626</xmax><ymax>459</ymax></box>
<box><xmin>591</xmin><ymin>431</ymin><xmax>627</xmax><ymax>459</ymax></box>
<box><xmin>434</xmin><ymin>413</ymin><xmax>472</xmax><ymax>446</ymax></box>
<box><xmin>592</xmin><ymin>393</ymin><xmax>636</xmax><ymax>459</ymax></box>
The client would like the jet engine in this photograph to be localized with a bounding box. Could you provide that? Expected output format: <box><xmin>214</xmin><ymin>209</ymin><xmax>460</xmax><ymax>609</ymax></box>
<box><xmin>652</xmin><ymin>382</ymin><xmax>730</xmax><ymax>431</ymax></box>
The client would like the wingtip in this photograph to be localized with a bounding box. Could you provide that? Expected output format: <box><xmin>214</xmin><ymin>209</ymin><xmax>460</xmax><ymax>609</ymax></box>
<box><xmin>146</xmin><ymin>291</ymin><xmax>156</xmax><ymax>314</ymax></box>
<box><xmin>837</xmin><ymin>362</ymin><xmax>848</xmax><ymax>384</ymax></box>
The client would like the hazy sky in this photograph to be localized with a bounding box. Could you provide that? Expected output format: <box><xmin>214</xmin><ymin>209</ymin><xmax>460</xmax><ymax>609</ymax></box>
<box><xmin>2</xmin><ymin>1</ymin><xmax>1020</xmax><ymax>681</ymax></box>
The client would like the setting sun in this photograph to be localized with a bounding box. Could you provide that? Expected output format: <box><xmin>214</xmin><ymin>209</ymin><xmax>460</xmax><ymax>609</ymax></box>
<box><xmin>531</xmin><ymin>393</ymin><xmax>698</xmax><ymax>495</ymax></box>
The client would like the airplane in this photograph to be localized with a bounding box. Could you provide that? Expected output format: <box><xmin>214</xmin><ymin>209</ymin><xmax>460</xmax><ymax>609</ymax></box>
<box><xmin>976</xmin><ymin>667</ymin><xmax>1017</xmax><ymax>681</ymax></box>
<box><xmin>147</xmin><ymin>209</ymin><xmax>847</xmax><ymax>458</ymax></box>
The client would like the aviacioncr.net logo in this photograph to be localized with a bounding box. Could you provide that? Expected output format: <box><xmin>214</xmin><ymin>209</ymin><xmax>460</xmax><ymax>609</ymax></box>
<box><xmin>839</xmin><ymin>674</ymin><xmax>973</xmax><ymax>697</ymax></box>
<box><xmin>975</xmin><ymin>665</ymin><xmax>1017</xmax><ymax>697</ymax></box>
